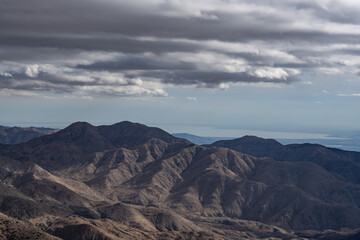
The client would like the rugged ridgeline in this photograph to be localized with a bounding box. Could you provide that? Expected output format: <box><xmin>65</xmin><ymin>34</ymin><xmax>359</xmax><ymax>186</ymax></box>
<box><xmin>0</xmin><ymin>122</ymin><xmax>359</xmax><ymax>239</ymax></box>
<box><xmin>210</xmin><ymin>136</ymin><xmax>360</xmax><ymax>184</ymax></box>
<box><xmin>0</xmin><ymin>126</ymin><xmax>57</xmax><ymax>144</ymax></box>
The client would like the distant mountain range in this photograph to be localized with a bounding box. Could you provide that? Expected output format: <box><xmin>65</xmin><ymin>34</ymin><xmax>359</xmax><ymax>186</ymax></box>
<box><xmin>278</xmin><ymin>136</ymin><xmax>360</xmax><ymax>152</ymax></box>
<box><xmin>172</xmin><ymin>133</ymin><xmax>234</xmax><ymax>144</ymax></box>
<box><xmin>174</xmin><ymin>132</ymin><xmax>360</xmax><ymax>152</ymax></box>
<box><xmin>2</xmin><ymin>125</ymin><xmax>359</xmax><ymax>152</ymax></box>
<box><xmin>0</xmin><ymin>125</ymin><xmax>57</xmax><ymax>144</ymax></box>
<box><xmin>210</xmin><ymin>136</ymin><xmax>360</xmax><ymax>183</ymax></box>
<box><xmin>0</xmin><ymin>122</ymin><xmax>359</xmax><ymax>239</ymax></box>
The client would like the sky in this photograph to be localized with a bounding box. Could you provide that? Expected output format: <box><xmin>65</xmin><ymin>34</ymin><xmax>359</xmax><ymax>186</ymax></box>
<box><xmin>1</xmin><ymin>0</ymin><xmax>360</xmax><ymax>139</ymax></box>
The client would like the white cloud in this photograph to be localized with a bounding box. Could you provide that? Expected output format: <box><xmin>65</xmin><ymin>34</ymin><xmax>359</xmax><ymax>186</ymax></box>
<box><xmin>25</xmin><ymin>64</ymin><xmax>39</xmax><ymax>78</ymax></box>
<box><xmin>337</xmin><ymin>93</ymin><xmax>360</xmax><ymax>96</ymax></box>
<box><xmin>301</xmin><ymin>81</ymin><xmax>313</xmax><ymax>85</ymax></box>
<box><xmin>129</xmin><ymin>78</ymin><xmax>143</xmax><ymax>86</ymax></box>
<box><xmin>317</xmin><ymin>68</ymin><xmax>344</xmax><ymax>75</ymax></box>
<box><xmin>81</xmin><ymin>95</ymin><xmax>95</xmax><ymax>101</ymax></box>
<box><xmin>0</xmin><ymin>62</ymin><xmax>169</xmax><ymax>98</ymax></box>
<box><xmin>0</xmin><ymin>89</ymin><xmax>56</xmax><ymax>99</ymax></box>
<box><xmin>218</xmin><ymin>83</ymin><xmax>229</xmax><ymax>90</ymax></box>
<box><xmin>186</xmin><ymin>96</ymin><xmax>197</xmax><ymax>101</ymax></box>
<box><xmin>0</xmin><ymin>72</ymin><xmax>12</xmax><ymax>77</ymax></box>
<box><xmin>250</xmin><ymin>67</ymin><xmax>289</xmax><ymax>80</ymax></box>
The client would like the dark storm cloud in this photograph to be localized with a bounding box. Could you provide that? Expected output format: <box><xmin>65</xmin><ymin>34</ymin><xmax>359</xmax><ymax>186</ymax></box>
<box><xmin>1</xmin><ymin>0</ymin><xmax>359</xmax><ymax>41</ymax></box>
<box><xmin>0</xmin><ymin>73</ymin><xmax>73</xmax><ymax>93</ymax></box>
<box><xmin>2</xmin><ymin>2</ymin><xmax>360</xmax><ymax>46</ymax></box>
<box><xmin>77</xmin><ymin>56</ymin><xmax>196</xmax><ymax>71</ymax></box>
<box><xmin>1</xmin><ymin>0</ymin><xmax>360</xmax><ymax>97</ymax></box>
<box><xmin>0</xmin><ymin>34</ymin><xmax>202</xmax><ymax>54</ymax></box>
<box><xmin>0</xmin><ymin>69</ymin><xmax>90</xmax><ymax>93</ymax></box>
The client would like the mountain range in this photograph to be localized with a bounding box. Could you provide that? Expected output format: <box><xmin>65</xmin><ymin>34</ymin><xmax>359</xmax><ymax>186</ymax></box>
<box><xmin>172</xmin><ymin>133</ymin><xmax>234</xmax><ymax>145</ymax></box>
<box><xmin>0</xmin><ymin>126</ymin><xmax>57</xmax><ymax>145</ymax></box>
<box><xmin>0</xmin><ymin>122</ymin><xmax>359</xmax><ymax>239</ymax></box>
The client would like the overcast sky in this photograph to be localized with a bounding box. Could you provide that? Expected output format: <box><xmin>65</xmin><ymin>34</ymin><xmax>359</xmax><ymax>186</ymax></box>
<box><xmin>1</xmin><ymin>0</ymin><xmax>360</xmax><ymax>137</ymax></box>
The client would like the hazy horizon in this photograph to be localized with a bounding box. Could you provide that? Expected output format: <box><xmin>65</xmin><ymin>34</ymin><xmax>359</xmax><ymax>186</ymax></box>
<box><xmin>0</xmin><ymin>119</ymin><xmax>353</xmax><ymax>138</ymax></box>
<box><xmin>1</xmin><ymin>120</ymin><xmax>359</xmax><ymax>151</ymax></box>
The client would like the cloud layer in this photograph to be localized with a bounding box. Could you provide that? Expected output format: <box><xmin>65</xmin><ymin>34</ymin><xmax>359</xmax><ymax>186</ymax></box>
<box><xmin>1</xmin><ymin>0</ymin><xmax>360</xmax><ymax>98</ymax></box>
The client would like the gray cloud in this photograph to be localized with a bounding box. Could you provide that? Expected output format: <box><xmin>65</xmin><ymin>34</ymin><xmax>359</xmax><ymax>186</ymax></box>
<box><xmin>0</xmin><ymin>34</ymin><xmax>202</xmax><ymax>54</ymax></box>
<box><xmin>1</xmin><ymin>0</ymin><xmax>360</xmax><ymax>97</ymax></box>
<box><xmin>133</xmin><ymin>70</ymin><xmax>296</xmax><ymax>87</ymax></box>
<box><xmin>0</xmin><ymin>64</ymin><xmax>167</xmax><ymax>98</ymax></box>
<box><xmin>77</xmin><ymin>55</ymin><xmax>196</xmax><ymax>71</ymax></box>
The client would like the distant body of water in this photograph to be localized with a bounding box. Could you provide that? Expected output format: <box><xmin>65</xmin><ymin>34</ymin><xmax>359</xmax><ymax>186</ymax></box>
<box><xmin>277</xmin><ymin>138</ymin><xmax>360</xmax><ymax>152</ymax></box>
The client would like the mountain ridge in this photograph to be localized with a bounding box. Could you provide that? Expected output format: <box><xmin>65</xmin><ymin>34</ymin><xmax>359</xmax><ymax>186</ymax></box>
<box><xmin>0</xmin><ymin>125</ymin><xmax>57</xmax><ymax>145</ymax></box>
<box><xmin>210</xmin><ymin>135</ymin><xmax>360</xmax><ymax>184</ymax></box>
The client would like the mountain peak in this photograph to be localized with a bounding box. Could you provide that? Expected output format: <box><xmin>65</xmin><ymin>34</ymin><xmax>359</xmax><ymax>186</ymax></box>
<box><xmin>6</xmin><ymin>121</ymin><xmax>187</xmax><ymax>170</ymax></box>
<box><xmin>26</xmin><ymin>120</ymin><xmax>185</xmax><ymax>149</ymax></box>
<box><xmin>63</xmin><ymin>121</ymin><xmax>94</xmax><ymax>130</ymax></box>
<box><xmin>239</xmin><ymin>135</ymin><xmax>282</xmax><ymax>145</ymax></box>
<box><xmin>210</xmin><ymin>135</ymin><xmax>285</xmax><ymax>161</ymax></box>
<box><xmin>98</xmin><ymin>121</ymin><xmax>186</xmax><ymax>146</ymax></box>
<box><xmin>56</xmin><ymin>121</ymin><xmax>100</xmax><ymax>141</ymax></box>
<box><xmin>212</xmin><ymin>135</ymin><xmax>282</xmax><ymax>148</ymax></box>
<box><xmin>47</xmin><ymin>121</ymin><xmax>185</xmax><ymax>150</ymax></box>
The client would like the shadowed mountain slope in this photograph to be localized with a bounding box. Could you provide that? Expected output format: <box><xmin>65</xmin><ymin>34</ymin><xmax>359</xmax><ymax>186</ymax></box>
<box><xmin>0</xmin><ymin>121</ymin><xmax>188</xmax><ymax>170</ymax></box>
<box><xmin>0</xmin><ymin>122</ymin><xmax>359</xmax><ymax>239</ymax></box>
<box><xmin>210</xmin><ymin>135</ymin><xmax>360</xmax><ymax>183</ymax></box>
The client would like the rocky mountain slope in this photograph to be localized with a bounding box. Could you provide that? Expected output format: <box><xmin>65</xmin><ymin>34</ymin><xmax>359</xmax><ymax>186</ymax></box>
<box><xmin>210</xmin><ymin>136</ymin><xmax>360</xmax><ymax>183</ymax></box>
<box><xmin>0</xmin><ymin>212</ymin><xmax>60</xmax><ymax>240</ymax></box>
<box><xmin>0</xmin><ymin>122</ymin><xmax>359</xmax><ymax>239</ymax></box>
